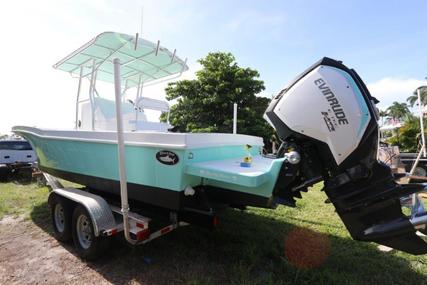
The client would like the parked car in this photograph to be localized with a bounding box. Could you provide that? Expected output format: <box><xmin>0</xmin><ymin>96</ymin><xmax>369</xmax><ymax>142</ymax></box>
<box><xmin>0</xmin><ymin>139</ymin><xmax>37</xmax><ymax>180</ymax></box>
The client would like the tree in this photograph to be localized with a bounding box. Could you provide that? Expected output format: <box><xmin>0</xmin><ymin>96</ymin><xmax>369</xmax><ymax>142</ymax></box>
<box><xmin>164</xmin><ymin>52</ymin><xmax>274</xmax><ymax>145</ymax></box>
<box><xmin>387</xmin><ymin>115</ymin><xmax>422</xmax><ymax>152</ymax></box>
<box><xmin>386</xmin><ymin>102</ymin><xmax>410</xmax><ymax>121</ymax></box>
<box><xmin>379</xmin><ymin>109</ymin><xmax>388</xmax><ymax>118</ymax></box>
<box><xmin>406</xmin><ymin>87</ymin><xmax>427</xmax><ymax>107</ymax></box>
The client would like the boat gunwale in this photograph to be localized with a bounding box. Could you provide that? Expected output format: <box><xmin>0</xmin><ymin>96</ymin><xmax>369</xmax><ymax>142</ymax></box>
<box><xmin>12</xmin><ymin>126</ymin><xmax>264</xmax><ymax>150</ymax></box>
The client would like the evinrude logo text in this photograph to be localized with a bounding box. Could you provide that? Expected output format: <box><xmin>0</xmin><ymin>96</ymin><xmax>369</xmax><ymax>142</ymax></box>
<box><xmin>314</xmin><ymin>78</ymin><xmax>349</xmax><ymax>125</ymax></box>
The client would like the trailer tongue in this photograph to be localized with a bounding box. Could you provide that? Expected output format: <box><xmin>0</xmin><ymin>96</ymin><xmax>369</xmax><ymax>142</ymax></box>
<box><xmin>265</xmin><ymin>57</ymin><xmax>427</xmax><ymax>254</ymax></box>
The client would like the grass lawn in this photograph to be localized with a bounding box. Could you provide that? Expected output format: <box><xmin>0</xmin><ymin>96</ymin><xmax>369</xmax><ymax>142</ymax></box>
<box><xmin>1</xmin><ymin>180</ymin><xmax>427</xmax><ymax>284</ymax></box>
<box><xmin>0</xmin><ymin>182</ymin><xmax>49</xmax><ymax>220</ymax></box>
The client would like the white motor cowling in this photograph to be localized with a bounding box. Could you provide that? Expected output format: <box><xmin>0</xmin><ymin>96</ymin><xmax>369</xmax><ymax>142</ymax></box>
<box><xmin>271</xmin><ymin>65</ymin><xmax>372</xmax><ymax>165</ymax></box>
<box><xmin>265</xmin><ymin>57</ymin><xmax>427</xmax><ymax>255</ymax></box>
<box><xmin>265</xmin><ymin>57</ymin><xmax>379</xmax><ymax>174</ymax></box>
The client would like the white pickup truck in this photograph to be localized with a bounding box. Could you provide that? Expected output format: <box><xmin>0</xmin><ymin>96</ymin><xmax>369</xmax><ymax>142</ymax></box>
<box><xmin>0</xmin><ymin>140</ymin><xmax>37</xmax><ymax>179</ymax></box>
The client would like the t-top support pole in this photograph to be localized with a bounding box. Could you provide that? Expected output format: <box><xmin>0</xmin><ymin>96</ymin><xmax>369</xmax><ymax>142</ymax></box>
<box><xmin>134</xmin><ymin>75</ymin><xmax>143</xmax><ymax>130</ymax></box>
<box><xmin>417</xmin><ymin>88</ymin><xmax>426</xmax><ymax>157</ymax></box>
<box><xmin>75</xmin><ymin>66</ymin><xmax>84</xmax><ymax>129</ymax></box>
<box><xmin>89</xmin><ymin>59</ymin><xmax>97</xmax><ymax>130</ymax></box>
<box><xmin>233</xmin><ymin>103</ymin><xmax>237</xmax><ymax>134</ymax></box>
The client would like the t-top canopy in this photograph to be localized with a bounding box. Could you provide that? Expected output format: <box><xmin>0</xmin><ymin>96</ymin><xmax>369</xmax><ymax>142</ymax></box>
<box><xmin>53</xmin><ymin>32</ymin><xmax>188</xmax><ymax>87</ymax></box>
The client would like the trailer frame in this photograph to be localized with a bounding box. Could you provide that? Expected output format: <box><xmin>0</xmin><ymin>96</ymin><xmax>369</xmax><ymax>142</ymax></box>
<box><xmin>45</xmin><ymin>174</ymin><xmax>188</xmax><ymax>259</ymax></box>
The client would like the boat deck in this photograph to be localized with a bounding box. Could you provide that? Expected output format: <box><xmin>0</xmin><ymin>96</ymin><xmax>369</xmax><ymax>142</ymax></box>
<box><xmin>185</xmin><ymin>156</ymin><xmax>285</xmax><ymax>187</ymax></box>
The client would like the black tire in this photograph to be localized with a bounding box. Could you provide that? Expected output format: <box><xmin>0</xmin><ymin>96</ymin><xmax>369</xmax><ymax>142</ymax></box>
<box><xmin>414</xmin><ymin>166</ymin><xmax>427</xmax><ymax>177</ymax></box>
<box><xmin>0</xmin><ymin>167</ymin><xmax>10</xmax><ymax>182</ymax></box>
<box><xmin>50</xmin><ymin>196</ymin><xmax>72</xmax><ymax>242</ymax></box>
<box><xmin>71</xmin><ymin>205</ymin><xmax>110</xmax><ymax>260</ymax></box>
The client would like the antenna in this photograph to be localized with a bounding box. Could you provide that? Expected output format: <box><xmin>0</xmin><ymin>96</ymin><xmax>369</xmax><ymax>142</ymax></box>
<box><xmin>140</xmin><ymin>6</ymin><xmax>144</xmax><ymax>35</ymax></box>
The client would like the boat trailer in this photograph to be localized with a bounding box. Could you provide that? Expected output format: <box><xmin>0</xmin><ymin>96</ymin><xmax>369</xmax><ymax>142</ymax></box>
<box><xmin>45</xmin><ymin>174</ymin><xmax>190</xmax><ymax>260</ymax></box>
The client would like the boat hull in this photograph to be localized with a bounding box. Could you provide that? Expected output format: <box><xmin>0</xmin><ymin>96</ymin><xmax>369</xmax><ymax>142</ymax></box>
<box><xmin>13</xmin><ymin>127</ymin><xmax>280</xmax><ymax>210</ymax></box>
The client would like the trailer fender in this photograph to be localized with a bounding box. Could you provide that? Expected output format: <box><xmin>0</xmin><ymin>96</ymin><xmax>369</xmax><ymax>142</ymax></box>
<box><xmin>48</xmin><ymin>188</ymin><xmax>116</xmax><ymax>237</ymax></box>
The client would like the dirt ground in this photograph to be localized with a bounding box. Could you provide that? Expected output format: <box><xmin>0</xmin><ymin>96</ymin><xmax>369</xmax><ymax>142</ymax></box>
<box><xmin>0</xmin><ymin>216</ymin><xmax>113</xmax><ymax>285</ymax></box>
<box><xmin>0</xmin><ymin>213</ymin><xmax>228</xmax><ymax>285</ymax></box>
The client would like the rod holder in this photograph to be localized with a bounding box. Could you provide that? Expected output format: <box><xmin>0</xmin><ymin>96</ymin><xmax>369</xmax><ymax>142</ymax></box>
<box><xmin>171</xmin><ymin>49</ymin><xmax>176</xmax><ymax>63</ymax></box>
<box><xmin>155</xmin><ymin>40</ymin><xmax>160</xmax><ymax>56</ymax></box>
<box><xmin>134</xmin><ymin>33</ymin><xmax>139</xmax><ymax>50</ymax></box>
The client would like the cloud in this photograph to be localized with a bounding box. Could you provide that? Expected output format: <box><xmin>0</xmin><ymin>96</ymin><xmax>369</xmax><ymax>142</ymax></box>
<box><xmin>367</xmin><ymin>77</ymin><xmax>426</xmax><ymax>110</ymax></box>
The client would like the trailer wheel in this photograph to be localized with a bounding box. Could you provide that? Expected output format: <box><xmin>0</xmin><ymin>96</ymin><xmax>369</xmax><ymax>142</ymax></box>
<box><xmin>72</xmin><ymin>205</ymin><xmax>110</xmax><ymax>260</ymax></box>
<box><xmin>50</xmin><ymin>196</ymin><xmax>72</xmax><ymax>242</ymax></box>
<box><xmin>0</xmin><ymin>167</ymin><xmax>10</xmax><ymax>182</ymax></box>
<box><xmin>413</xmin><ymin>166</ymin><xmax>427</xmax><ymax>177</ymax></box>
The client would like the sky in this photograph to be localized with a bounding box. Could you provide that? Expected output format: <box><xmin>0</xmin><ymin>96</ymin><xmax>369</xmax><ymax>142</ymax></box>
<box><xmin>0</xmin><ymin>0</ymin><xmax>426</xmax><ymax>134</ymax></box>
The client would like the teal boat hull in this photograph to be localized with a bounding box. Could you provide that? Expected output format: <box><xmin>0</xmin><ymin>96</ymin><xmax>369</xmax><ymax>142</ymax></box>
<box><xmin>13</xmin><ymin>127</ymin><xmax>285</xmax><ymax>210</ymax></box>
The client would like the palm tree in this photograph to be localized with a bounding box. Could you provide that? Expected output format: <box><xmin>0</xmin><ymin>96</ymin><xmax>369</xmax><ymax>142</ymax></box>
<box><xmin>386</xmin><ymin>102</ymin><xmax>410</xmax><ymax>121</ymax></box>
<box><xmin>378</xmin><ymin>109</ymin><xmax>388</xmax><ymax>126</ymax></box>
<box><xmin>406</xmin><ymin>87</ymin><xmax>427</xmax><ymax>107</ymax></box>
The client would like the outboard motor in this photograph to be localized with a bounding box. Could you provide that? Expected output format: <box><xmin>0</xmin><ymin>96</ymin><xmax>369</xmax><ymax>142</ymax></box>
<box><xmin>265</xmin><ymin>57</ymin><xmax>427</xmax><ymax>254</ymax></box>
